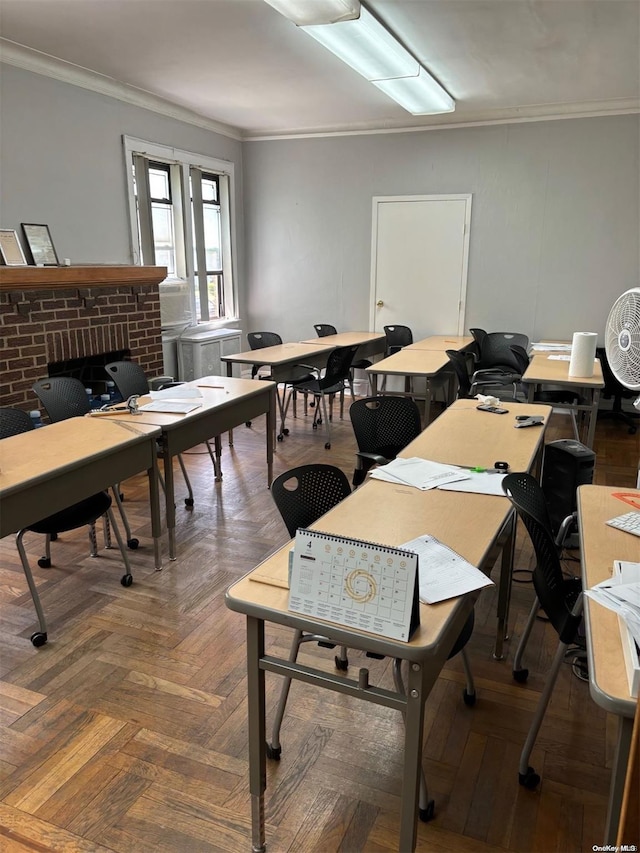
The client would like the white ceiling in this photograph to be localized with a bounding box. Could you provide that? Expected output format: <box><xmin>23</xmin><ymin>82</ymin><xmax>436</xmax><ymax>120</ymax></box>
<box><xmin>1</xmin><ymin>0</ymin><xmax>639</xmax><ymax>139</ymax></box>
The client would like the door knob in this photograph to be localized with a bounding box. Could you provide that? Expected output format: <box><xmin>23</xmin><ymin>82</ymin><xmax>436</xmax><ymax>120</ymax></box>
<box><xmin>376</xmin><ymin>300</ymin><xmax>384</xmax><ymax>307</ymax></box>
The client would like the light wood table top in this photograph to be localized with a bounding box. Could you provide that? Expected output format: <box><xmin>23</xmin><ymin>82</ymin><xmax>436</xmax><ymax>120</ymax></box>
<box><xmin>407</xmin><ymin>335</ymin><xmax>474</xmax><ymax>351</ymax></box>
<box><xmin>366</xmin><ymin>348</ymin><xmax>450</xmax><ymax>377</ymax></box>
<box><xmin>299</xmin><ymin>331</ymin><xmax>385</xmax><ymax>348</ymax></box>
<box><xmin>522</xmin><ymin>354</ymin><xmax>604</xmax><ymax>387</ymax></box>
<box><xmin>578</xmin><ymin>485</ymin><xmax>639</xmax><ymax>714</ymax></box>
<box><xmin>0</xmin><ymin>418</ymin><xmax>162</xmax><ymax>550</ymax></box>
<box><xmin>223</xmin><ymin>341</ymin><xmax>333</xmax><ymax>367</ymax></box>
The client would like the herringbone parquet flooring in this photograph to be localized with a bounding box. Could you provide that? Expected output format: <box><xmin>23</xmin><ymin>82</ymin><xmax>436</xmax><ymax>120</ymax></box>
<box><xmin>0</xmin><ymin>398</ymin><xmax>638</xmax><ymax>852</ymax></box>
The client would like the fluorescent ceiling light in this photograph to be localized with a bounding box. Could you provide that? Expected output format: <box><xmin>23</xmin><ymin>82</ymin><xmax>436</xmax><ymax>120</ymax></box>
<box><xmin>303</xmin><ymin>6</ymin><xmax>417</xmax><ymax>81</ymax></box>
<box><xmin>264</xmin><ymin>0</ymin><xmax>455</xmax><ymax>116</ymax></box>
<box><xmin>263</xmin><ymin>0</ymin><xmax>360</xmax><ymax>27</ymax></box>
<box><xmin>373</xmin><ymin>68</ymin><xmax>455</xmax><ymax>115</ymax></box>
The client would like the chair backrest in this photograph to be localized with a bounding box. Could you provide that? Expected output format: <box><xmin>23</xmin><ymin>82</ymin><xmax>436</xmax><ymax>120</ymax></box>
<box><xmin>248</xmin><ymin>331</ymin><xmax>282</xmax><ymax>350</ymax></box>
<box><xmin>501</xmin><ymin>472</ymin><xmax>580</xmax><ymax>642</ymax></box>
<box><xmin>509</xmin><ymin>344</ymin><xmax>531</xmax><ymax>374</ymax></box>
<box><xmin>596</xmin><ymin>346</ymin><xmax>634</xmax><ymax>400</ymax></box>
<box><xmin>445</xmin><ymin>349</ymin><xmax>476</xmax><ymax>398</ymax></box>
<box><xmin>271</xmin><ymin>464</ymin><xmax>351</xmax><ymax>537</ymax></box>
<box><xmin>314</xmin><ymin>324</ymin><xmax>337</xmax><ymax>337</ymax></box>
<box><xmin>319</xmin><ymin>344</ymin><xmax>360</xmax><ymax>390</ymax></box>
<box><xmin>383</xmin><ymin>325</ymin><xmax>413</xmax><ymax>355</ymax></box>
<box><xmin>476</xmin><ymin>332</ymin><xmax>529</xmax><ymax>371</ymax></box>
<box><xmin>469</xmin><ymin>328</ymin><xmax>487</xmax><ymax>352</ymax></box>
<box><xmin>32</xmin><ymin>376</ymin><xmax>91</xmax><ymax>422</ymax></box>
<box><xmin>105</xmin><ymin>361</ymin><xmax>150</xmax><ymax>398</ymax></box>
<box><xmin>349</xmin><ymin>396</ymin><xmax>422</xmax><ymax>458</ymax></box>
<box><xmin>0</xmin><ymin>407</ymin><xmax>34</xmax><ymax>438</ymax></box>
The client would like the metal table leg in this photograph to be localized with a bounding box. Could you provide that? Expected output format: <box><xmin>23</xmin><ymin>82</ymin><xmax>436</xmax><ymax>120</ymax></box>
<box><xmin>604</xmin><ymin>714</ymin><xmax>634</xmax><ymax>845</ymax></box>
<box><xmin>247</xmin><ymin>615</ymin><xmax>267</xmax><ymax>853</ymax></box>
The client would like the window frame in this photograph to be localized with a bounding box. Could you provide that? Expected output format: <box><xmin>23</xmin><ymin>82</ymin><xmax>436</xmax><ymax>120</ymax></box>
<box><xmin>123</xmin><ymin>135</ymin><xmax>238</xmax><ymax>326</ymax></box>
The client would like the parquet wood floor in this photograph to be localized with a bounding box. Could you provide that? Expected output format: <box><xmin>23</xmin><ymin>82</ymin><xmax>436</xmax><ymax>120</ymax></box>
<box><xmin>1</xmin><ymin>398</ymin><xmax>638</xmax><ymax>852</ymax></box>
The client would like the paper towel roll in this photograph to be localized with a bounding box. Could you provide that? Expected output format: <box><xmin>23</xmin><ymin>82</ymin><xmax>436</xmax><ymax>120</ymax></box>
<box><xmin>568</xmin><ymin>332</ymin><xmax>598</xmax><ymax>377</ymax></box>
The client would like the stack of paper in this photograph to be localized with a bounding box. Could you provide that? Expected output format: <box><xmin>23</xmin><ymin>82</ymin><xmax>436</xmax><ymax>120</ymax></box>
<box><xmin>369</xmin><ymin>457</ymin><xmax>468</xmax><ymax>490</ymax></box>
<box><xmin>585</xmin><ymin>560</ymin><xmax>640</xmax><ymax>697</ymax></box>
<box><xmin>401</xmin><ymin>534</ymin><xmax>494</xmax><ymax>604</ymax></box>
<box><xmin>531</xmin><ymin>343</ymin><xmax>572</xmax><ymax>352</ymax></box>
<box><xmin>149</xmin><ymin>386</ymin><xmax>203</xmax><ymax>399</ymax></box>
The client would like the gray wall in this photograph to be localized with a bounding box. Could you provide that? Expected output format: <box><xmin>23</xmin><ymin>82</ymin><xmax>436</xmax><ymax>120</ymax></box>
<box><xmin>0</xmin><ymin>64</ymin><xmax>246</xmax><ymax>316</ymax></box>
<box><xmin>2</xmin><ymin>63</ymin><xmax>639</xmax><ymax>346</ymax></box>
<box><xmin>243</xmin><ymin>116</ymin><xmax>640</xmax><ymax>344</ymax></box>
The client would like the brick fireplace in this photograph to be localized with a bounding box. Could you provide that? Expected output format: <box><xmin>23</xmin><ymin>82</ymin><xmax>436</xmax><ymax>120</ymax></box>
<box><xmin>0</xmin><ymin>265</ymin><xmax>166</xmax><ymax>410</ymax></box>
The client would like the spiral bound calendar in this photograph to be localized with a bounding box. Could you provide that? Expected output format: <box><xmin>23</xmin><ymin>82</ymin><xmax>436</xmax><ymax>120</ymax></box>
<box><xmin>289</xmin><ymin>529</ymin><xmax>420</xmax><ymax>642</ymax></box>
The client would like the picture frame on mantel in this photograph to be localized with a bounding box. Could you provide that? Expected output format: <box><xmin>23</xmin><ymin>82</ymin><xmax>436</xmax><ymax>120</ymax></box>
<box><xmin>0</xmin><ymin>229</ymin><xmax>28</xmax><ymax>266</ymax></box>
<box><xmin>21</xmin><ymin>223</ymin><xmax>59</xmax><ymax>266</ymax></box>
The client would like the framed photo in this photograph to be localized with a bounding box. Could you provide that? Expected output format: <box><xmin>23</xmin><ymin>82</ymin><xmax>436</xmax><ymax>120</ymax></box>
<box><xmin>21</xmin><ymin>223</ymin><xmax>59</xmax><ymax>266</ymax></box>
<box><xmin>0</xmin><ymin>229</ymin><xmax>28</xmax><ymax>266</ymax></box>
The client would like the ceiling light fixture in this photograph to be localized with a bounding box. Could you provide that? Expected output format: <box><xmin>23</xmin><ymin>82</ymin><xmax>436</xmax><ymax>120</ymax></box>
<box><xmin>264</xmin><ymin>0</ymin><xmax>454</xmax><ymax>115</ymax></box>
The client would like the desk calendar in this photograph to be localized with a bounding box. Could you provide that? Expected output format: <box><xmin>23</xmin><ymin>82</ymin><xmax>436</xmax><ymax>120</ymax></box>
<box><xmin>289</xmin><ymin>529</ymin><xmax>420</xmax><ymax>642</ymax></box>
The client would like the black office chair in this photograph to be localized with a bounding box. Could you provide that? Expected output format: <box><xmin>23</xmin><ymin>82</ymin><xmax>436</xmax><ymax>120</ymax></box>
<box><xmin>510</xmin><ymin>344</ymin><xmax>585</xmax><ymax>437</ymax></box>
<box><xmin>469</xmin><ymin>331</ymin><xmax>529</xmax><ymax>399</ymax></box>
<box><xmin>105</xmin><ymin>360</ymin><xmax>204</xmax><ymax>502</ymax></box>
<box><xmin>0</xmin><ymin>407</ymin><xmax>134</xmax><ymax>647</ymax></box>
<box><xmin>283</xmin><ymin>345</ymin><xmax>360</xmax><ymax>448</ymax></box>
<box><xmin>32</xmin><ymin>376</ymin><xmax>139</xmax><ymax>549</ymax></box>
<box><xmin>501</xmin><ymin>472</ymin><xmax>583</xmax><ymax>791</ymax></box>
<box><xmin>267</xmin><ymin>464</ymin><xmax>352</xmax><ymax>758</ymax></box>
<box><xmin>349</xmin><ymin>396</ymin><xmax>422</xmax><ymax>486</ymax></box>
<box><xmin>384</xmin><ymin>324</ymin><xmax>413</xmax><ymax>355</ymax></box>
<box><xmin>596</xmin><ymin>346</ymin><xmax>639</xmax><ymax>435</ymax></box>
<box><xmin>247</xmin><ymin>331</ymin><xmax>315</xmax><ymax>440</ymax></box>
<box><xmin>445</xmin><ymin>349</ymin><xmax>478</xmax><ymax>399</ymax></box>
<box><xmin>314</xmin><ymin>323</ymin><xmax>373</xmax><ymax>397</ymax></box>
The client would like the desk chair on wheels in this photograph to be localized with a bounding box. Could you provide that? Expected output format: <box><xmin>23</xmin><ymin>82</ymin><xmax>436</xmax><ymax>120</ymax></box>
<box><xmin>349</xmin><ymin>395</ymin><xmax>422</xmax><ymax>486</ymax></box>
<box><xmin>247</xmin><ymin>331</ymin><xmax>315</xmax><ymax>439</ymax></box>
<box><xmin>283</xmin><ymin>344</ymin><xmax>360</xmax><ymax>449</ymax></box>
<box><xmin>501</xmin><ymin>472</ymin><xmax>583</xmax><ymax>791</ymax></box>
<box><xmin>469</xmin><ymin>329</ymin><xmax>529</xmax><ymax>399</ymax></box>
<box><xmin>0</xmin><ymin>407</ymin><xmax>134</xmax><ymax>647</ymax></box>
<box><xmin>268</xmin><ymin>464</ymin><xmax>352</xmax><ymax>758</ymax></box>
<box><xmin>314</xmin><ymin>323</ymin><xmax>373</xmax><ymax>397</ymax></box>
<box><xmin>32</xmin><ymin>376</ymin><xmax>139</xmax><ymax>550</ymax></box>
<box><xmin>105</xmin><ymin>360</ymin><xmax>207</xmax><ymax>501</ymax></box>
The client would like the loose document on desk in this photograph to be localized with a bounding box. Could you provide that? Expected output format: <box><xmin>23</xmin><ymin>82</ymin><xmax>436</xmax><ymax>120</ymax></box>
<box><xmin>401</xmin><ymin>534</ymin><xmax>494</xmax><ymax>604</ymax></box>
<box><xmin>369</xmin><ymin>458</ymin><xmax>507</xmax><ymax>496</ymax></box>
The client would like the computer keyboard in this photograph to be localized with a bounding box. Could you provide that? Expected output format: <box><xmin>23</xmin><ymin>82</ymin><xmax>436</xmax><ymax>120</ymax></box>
<box><xmin>606</xmin><ymin>511</ymin><xmax>640</xmax><ymax>537</ymax></box>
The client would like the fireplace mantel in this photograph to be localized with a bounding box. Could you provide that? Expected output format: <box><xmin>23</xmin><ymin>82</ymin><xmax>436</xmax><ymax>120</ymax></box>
<box><xmin>0</xmin><ymin>264</ymin><xmax>167</xmax><ymax>293</ymax></box>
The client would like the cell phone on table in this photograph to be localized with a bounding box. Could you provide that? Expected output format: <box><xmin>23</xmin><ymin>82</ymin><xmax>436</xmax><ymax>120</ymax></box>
<box><xmin>476</xmin><ymin>404</ymin><xmax>509</xmax><ymax>414</ymax></box>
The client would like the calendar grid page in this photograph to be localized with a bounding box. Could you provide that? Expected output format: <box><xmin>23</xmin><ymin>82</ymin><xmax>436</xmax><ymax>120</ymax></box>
<box><xmin>289</xmin><ymin>529</ymin><xmax>418</xmax><ymax>642</ymax></box>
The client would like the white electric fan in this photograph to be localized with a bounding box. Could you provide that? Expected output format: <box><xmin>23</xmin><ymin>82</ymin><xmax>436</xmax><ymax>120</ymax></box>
<box><xmin>604</xmin><ymin>287</ymin><xmax>640</xmax><ymax>411</ymax></box>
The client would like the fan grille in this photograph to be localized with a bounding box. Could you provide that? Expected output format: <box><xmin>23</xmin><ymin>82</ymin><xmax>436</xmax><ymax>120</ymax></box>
<box><xmin>605</xmin><ymin>287</ymin><xmax>640</xmax><ymax>391</ymax></box>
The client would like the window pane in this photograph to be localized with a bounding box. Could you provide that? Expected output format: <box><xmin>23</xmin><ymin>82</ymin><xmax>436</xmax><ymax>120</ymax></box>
<box><xmin>151</xmin><ymin>203</ymin><xmax>176</xmax><ymax>276</ymax></box>
<box><xmin>202</xmin><ymin>177</ymin><xmax>218</xmax><ymax>203</ymax></box>
<box><xmin>194</xmin><ymin>273</ymin><xmax>222</xmax><ymax>320</ymax></box>
<box><xmin>149</xmin><ymin>168</ymin><xmax>170</xmax><ymax>201</ymax></box>
<box><xmin>203</xmin><ymin>207</ymin><xmax>222</xmax><ymax>271</ymax></box>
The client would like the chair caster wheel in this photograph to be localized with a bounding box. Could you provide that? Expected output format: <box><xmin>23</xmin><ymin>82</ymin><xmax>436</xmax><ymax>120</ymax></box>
<box><xmin>419</xmin><ymin>800</ymin><xmax>435</xmax><ymax>822</ymax></box>
<box><xmin>277</xmin><ymin>434</ymin><xmax>284</xmax><ymax>442</ymax></box>
<box><xmin>317</xmin><ymin>417</ymin><xmax>323</xmax><ymax>424</ymax></box>
<box><xmin>519</xmin><ymin>767</ymin><xmax>540</xmax><ymax>789</ymax></box>
<box><xmin>283</xmin><ymin>428</ymin><xmax>290</xmax><ymax>435</ymax></box>
<box><xmin>31</xmin><ymin>631</ymin><xmax>47</xmax><ymax>647</ymax></box>
<box><xmin>121</xmin><ymin>574</ymin><xmax>133</xmax><ymax>587</ymax></box>
<box><xmin>312</xmin><ymin>423</ymin><xmax>318</xmax><ymax>430</ymax></box>
<box><xmin>185</xmin><ymin>498</ymin><xmax>194</xmax><ymax>508</ymax></box>
<box><xmin>50</xmin><ymin>532</ymin><xmax>58</xmax><ymax>541</ymax></box>
<box><xmin>119</xmin><ymin>492</ymin><xmax>125</xmax><ymax>501</ymax></box>
<box><xmin>335</xmin><ymin>656</ymin><xmax>348</xmax><ymax>671</ymax></box>
<box><xmin>513</xmin><ymin>668</ymin><xmax>529</xmax><ymax>683</ymax></box>
<box><xmin>127</xmin><ymin>538</ymin><xmax>139</xmax><ymax>550</ymax></box>
<box><xmin>266</xmin><ymin>742</ymin><xmax>281</xmax><ymax>760</ymax></box>
<box><xmin>325</xmin><ymin>442</ymin><xmax>331</xmax><ymax>450</ymax></box>
<box><xmin>245</xmin><ymin>421</ymin><xmax>252</xmax><ymax>428</ymax></box>
<box><xmin>37</xmin><ymin>557</ymin><xmax>52</xmax><ymax>569</ymax></box>
<box><xmin>463</xmin><ymin>689</ymin><xmax>476</xmax><ymax>706</ymax></box>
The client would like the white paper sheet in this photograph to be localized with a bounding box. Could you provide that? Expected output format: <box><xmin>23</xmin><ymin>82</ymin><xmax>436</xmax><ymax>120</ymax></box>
<box><xmin>138</xmin><ymin>401</ymin><xmax>202</xmax><ymax>414</ymax></box>
<box><xmin>401</xmin><ymin>534</ymin><xmax>494</xmax><ymax>604</ymax></box>
<box><xmin>369</xmin><ymin>457</ymin><xmax>469</xmax><ymax>491</ymax></box>
<box><xmin>437</xmin><ymin>471</ymin><xmax>507</xmax><ymax>497</ymax></box>
<box><xmin>149</xmin><ymin>386</ymin><xmax>203</xmax><ymax>399</ymax></box>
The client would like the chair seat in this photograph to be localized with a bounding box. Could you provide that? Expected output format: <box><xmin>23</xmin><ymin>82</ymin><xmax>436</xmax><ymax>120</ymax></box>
<box><xmin>28</xmin><ymin>492</ymin><xmax>112</xmax><ymax>535</ymax></box>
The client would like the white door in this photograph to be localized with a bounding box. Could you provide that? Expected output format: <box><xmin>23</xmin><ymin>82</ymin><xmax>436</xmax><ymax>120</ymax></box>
<box><xmin>370</xmin><ymin>195</ymin><xmax>472</xmax><ymax>340</ymax></box>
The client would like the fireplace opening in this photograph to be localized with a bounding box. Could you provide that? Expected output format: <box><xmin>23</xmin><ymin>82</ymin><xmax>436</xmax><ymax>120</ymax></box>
<box><xmin>48</xmin><ymin>349</ymin><xmax>131</xmax><ymax>395</ymax></box>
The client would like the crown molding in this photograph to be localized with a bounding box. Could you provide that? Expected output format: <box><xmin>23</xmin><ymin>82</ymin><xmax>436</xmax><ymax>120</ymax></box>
<box><xmin>244</xmin><ymin>98</ymin><xmax>640</xmax><ymax>140</ymax></box>
<box><xmin>0</xmin><ymin>40</ymin><xmax>243</xmax><ymax>141</ymax></box>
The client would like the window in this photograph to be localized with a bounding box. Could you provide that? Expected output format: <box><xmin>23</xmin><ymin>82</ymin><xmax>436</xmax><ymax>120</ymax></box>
<box><xmin>123</xmin><ymin>136</ymin><xmax>236</xmax><ymax>327</ymax></box>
